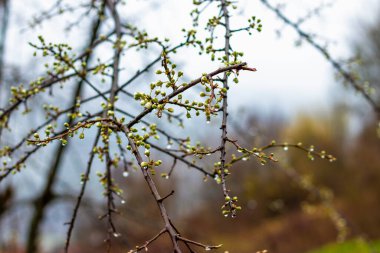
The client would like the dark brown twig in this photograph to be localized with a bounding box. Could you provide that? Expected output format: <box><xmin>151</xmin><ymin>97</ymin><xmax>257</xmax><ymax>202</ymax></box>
<box><xmin>260</xmin><ymin>0</ymin><xmax>380</xmax><ymax>119</ymax></box>
<box><xmin>64</xmin><ymin>131</ymin><xmax>101</xmax><ymax>253</ymax></box>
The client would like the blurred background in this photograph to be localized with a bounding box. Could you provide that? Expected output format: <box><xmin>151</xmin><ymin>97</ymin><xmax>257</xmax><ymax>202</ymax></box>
<box><xmin>0</xmin><ymin>0</ymin><xmax>380</xmax><ymax>253</ymax></box>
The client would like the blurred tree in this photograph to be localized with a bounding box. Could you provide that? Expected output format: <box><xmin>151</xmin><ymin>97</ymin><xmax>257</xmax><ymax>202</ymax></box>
<box><xmin>353</xmin><ymin>5</ymin><xmax>380</xmax><ymax>104</ymax></box>
<box><xmin>176</xmin><ymin>108</ymin><xmax>380</xmax><ymax>253</ymax></box>
<box><xmin>0</xmin><ymin>0</ymin><xmax>9</xmax><ymax>85</ymax></box>
<box><xmin>0</xmin><ymin>1</ymin><xmax>379</xmax><ymax>253</ymax></box>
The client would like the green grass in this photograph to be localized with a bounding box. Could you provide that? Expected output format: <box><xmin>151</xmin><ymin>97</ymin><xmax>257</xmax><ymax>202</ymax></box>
<box><xmin>306</xmin><ymin>239</ymin><xmax>380</xmax><ymax>253</ymax></box>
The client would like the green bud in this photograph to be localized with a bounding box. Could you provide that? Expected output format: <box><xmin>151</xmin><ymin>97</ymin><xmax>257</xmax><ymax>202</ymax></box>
<box><xmin>61</xmin><ymin>139</ymin><xmax>68</xmax><ymax>146</ymax></box>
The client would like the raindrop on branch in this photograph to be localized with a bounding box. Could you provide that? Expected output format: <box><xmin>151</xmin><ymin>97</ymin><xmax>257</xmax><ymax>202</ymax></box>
<box><xmin>113</xmin><ymin>232</ymin><xmax>121</xmax><ymax>238</ymax></box>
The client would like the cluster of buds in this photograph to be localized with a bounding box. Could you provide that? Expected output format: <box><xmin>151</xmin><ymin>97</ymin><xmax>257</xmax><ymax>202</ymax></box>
<box><xmin>222</xmin><ymin>195</ymin><xmax>241</xmax><ymax>218</ymax></box>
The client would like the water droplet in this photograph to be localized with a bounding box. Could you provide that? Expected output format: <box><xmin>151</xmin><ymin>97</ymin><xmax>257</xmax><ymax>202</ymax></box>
<box><xmin>283</xmin><ymin>146</ymin><xmax>288</xmax><ymax>151</ymax></box>
<box><xmin>164</xmin><ymin>175</ymin><xmax>169</xmax><ymax>179</ymax></box>
<box><xmin>206</xmin><ymin>121</ymin><xmax>210</xmax><ymax>124</ymax></box>
<box><xmin>242</xmin><ymin>157</ymin><xmax>248</xmax><ymax>161</ymax></box>
<box><xmin>113</xmin><ymin>232</ymin><xmax>121</xmax><ymax>238</ymax></box>
<box><xmin>206</xmin><ymin>153</ymin><xmax>211</xmax><ymax>156</ymax></box>
<box><xmin>122</xmin><ymin>171</ymin><xmax>129</xmax><ymax>177</ymax></box>
<box><xmin>121</xmin><ymin>200</ymin><xmax>126</xmax><ymax>204</ymax></box>
<box><xmin>166</xmin><ymin>144</ymin><xmax>172</xmax><ymax>149</ymax></box>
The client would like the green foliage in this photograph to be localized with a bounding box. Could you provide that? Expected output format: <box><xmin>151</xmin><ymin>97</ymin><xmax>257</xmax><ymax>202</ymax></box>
<box><xmin>307</xmin><ymin>239</ymin><xmax>380</xmax><ymax>253</ymax></box>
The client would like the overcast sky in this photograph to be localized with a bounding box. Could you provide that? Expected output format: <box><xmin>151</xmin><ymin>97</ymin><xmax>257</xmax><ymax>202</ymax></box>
<box><xmin>4</xmin><ymin>0</ymin><xmax>379</xmax><ymax>118</ymax></box>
